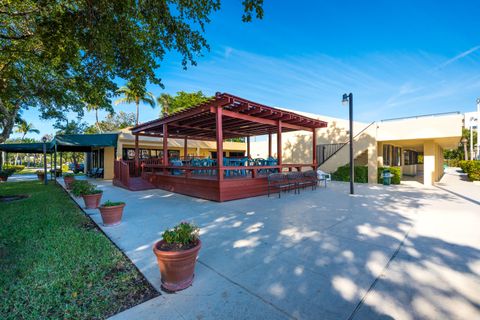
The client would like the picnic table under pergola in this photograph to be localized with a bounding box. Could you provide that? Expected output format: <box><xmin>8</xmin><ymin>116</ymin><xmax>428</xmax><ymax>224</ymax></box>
<box><xmin>115</xmin><ymin>92</ymin><xmax>327</xmax><ymax>201</ymax></box>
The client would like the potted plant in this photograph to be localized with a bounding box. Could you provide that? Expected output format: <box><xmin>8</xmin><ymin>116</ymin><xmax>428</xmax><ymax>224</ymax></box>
<box><xmin>98</xmin><ymin>200</ymin><xmax>126</xmax><ymax>226</ymax></box>
<box><xmin>63</xmin><ymin>173</ymin><xmax>75</xmax><ymax>189</ymax></box>
<box><xmin>153</xmin><ymin>222</ymin><xmax>201</xmax><ymax>292</ymax></box>
<box><xmin>71</xmin><ymin>180</ymin><xmax>103</xmax><ymax>209</ymax></box>
<box><xmin>36</xmin><ymin>170</ymin><xmax>45</xmax><ymax>181</ymax></box>
<box><xmin>0</xmin><ymin>169</ymin><xmax>14</xmax><ymax>182</ymax></box>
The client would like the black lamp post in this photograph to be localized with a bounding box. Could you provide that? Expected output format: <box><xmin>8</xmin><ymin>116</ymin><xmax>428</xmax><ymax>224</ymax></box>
<box><xmin>42</xmin><ymin>135</ymin><xmax>48</xmax><ymax>185</ymax></box>
<box><xmin>342</xmin><ymin>93</ymin><xmax>354</xmax><ymax>195</ymax></box>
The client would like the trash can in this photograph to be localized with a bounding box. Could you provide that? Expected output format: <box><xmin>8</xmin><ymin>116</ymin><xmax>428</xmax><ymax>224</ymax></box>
<box><xmin>382</xmin><ymin>169</ymin><xmax>392</xmax><ymax>186</ymax></box>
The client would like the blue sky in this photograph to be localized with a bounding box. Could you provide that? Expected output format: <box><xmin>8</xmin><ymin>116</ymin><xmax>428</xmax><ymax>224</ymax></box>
<box><xmin>16</xmin><ymin>0</ymin><xmax>480</xmax><ymax>139</ymax></box>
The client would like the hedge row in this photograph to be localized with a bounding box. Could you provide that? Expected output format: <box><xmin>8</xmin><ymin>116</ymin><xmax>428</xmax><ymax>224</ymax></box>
<box><xmin>331</xmin><ymin>165</ymin><xmax>368</xmax><ymax>183</ymax></box>
<box><xmin>377</xmin><ymin>166</ymin><xmax>401</xmax><ymax>184</ymax></box>
<box><xmin>445</xmin><ymin>159</ymin><xmax>461</xmax><ymax>168</ymax></box>
<box><xmin>458</xmin><ymin>160</ymin><xmax>480</xmax><ymax>181</ymax></box>
<box><xmin>2</xmin><ymin>164</ymin><xmax>25</xmax><ymax>172</ymax></box>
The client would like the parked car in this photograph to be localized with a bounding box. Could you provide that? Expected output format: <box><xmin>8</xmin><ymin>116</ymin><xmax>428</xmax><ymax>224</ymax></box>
<box><xmin>68</xmin><ymin>163</ymin><xmax>85</xmax><ymax>173</ymax></box>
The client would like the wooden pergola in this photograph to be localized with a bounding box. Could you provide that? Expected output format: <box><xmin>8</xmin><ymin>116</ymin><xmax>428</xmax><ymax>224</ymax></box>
<box><xmin>117</xmin><ymin>92</ymin><xmax>327</xmax><ymax>201</ymax></box>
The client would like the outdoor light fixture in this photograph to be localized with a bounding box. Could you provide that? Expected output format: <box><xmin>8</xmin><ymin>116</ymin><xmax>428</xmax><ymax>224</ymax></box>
<box><xmin>342</xmin><ymin>93</ymin><xmax>354</xmax><ymax>195</ymax></box>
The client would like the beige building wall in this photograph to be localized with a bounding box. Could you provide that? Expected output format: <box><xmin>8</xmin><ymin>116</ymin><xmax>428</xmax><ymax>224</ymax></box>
<box><xmin>103</xmin><ymin>147</ymin><xmax>115</xmax><ymax>180</ymax></box>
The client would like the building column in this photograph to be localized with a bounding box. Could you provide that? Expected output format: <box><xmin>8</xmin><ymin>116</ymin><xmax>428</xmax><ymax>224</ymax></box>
<box><xmin>163</xmin><ymin>124</ymin><xmax>168</xmax><ymax>173</ymax></box>
<box><xmin>368</xmin><ymin>144</ymin><xmax>378</xmax><ymax>184</ymax></box>
<box><xmin>134</xmin><ymin>134</ymin><xmax>139</xmax><ymax>176</ymax></box>
<box><xmin>312</xmin><ymin>128</ymin><xmax>317</xmax><ymax>167</ymax></box>
<box><xmin>423</xmin><ymin>141</ymin><xmax>435</xmax><ymax>186</ymax></box>
<box><xmin>268</xmin><ymin>133</ymin><xmax>272</xmax><ymax>158</ymax></box>
<box><xmin>216</xmin><ymin>107</ymin><xmax>224</xmax><ymax>181</ymax></box>
<box><xmin>277</xmin><ymin>121</ymin><xmax>282</xmax><ymax>166</ymax></box>
<box><xmin>184</xmin><ymin>136</ymin><xmax>188</xmax><ymax>160</ymax></box>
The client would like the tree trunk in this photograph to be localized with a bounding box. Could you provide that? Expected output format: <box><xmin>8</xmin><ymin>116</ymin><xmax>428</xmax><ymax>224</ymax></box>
<box><xmin>95</xmin><ymin>109</ymin><xmax>101</xmax><ymax>132</ymax></box>
<box><xmin>135</xmin><ymin>100</ymin><xmax>139</xmax><ymax>125</ymax></box>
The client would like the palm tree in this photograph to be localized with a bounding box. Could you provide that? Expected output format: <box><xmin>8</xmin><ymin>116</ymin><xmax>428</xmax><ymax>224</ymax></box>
<box><xmin>15</xmin><ymin>121</ymin><xmax>40</xmax><ymax>165</ymax></box>
<box><xmin>16</xmin><ymin>121</ymin><xmax>40</xmax><ymax>140</ymax></box>
<box><xmin>85</xmin><ymin>103</ymin><xmax>101</xmax><ymax>132</ymax></box>
<box><xmin>157</xmin><ymin>93</ymin><xmax>173</xmax><ymax>117</ymax></box>
<box><xmin>114</xmin><ymin>83</ymin><xmax>156</xmax><ymax>125</ymax></box>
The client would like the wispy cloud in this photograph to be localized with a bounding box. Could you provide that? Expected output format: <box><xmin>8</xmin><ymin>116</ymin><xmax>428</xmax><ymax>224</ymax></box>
<box><xmin>434</xmin><ymin>45</ymin><xmax>480</xmax><ymax>71</ymax></box>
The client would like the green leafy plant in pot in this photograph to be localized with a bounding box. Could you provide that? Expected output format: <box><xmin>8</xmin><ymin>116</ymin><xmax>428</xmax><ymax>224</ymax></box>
<box><xmin>0</xmin><ymin>169</ymin><xmax>14</xmax><ymax>182</ymax></box>
<box><xmin>63</xmin><ymin>173</ymin><xmax>75</xmax><ymax>190</ymax></box>
<box><xmin>153</xmin><ymin>222</ymin><xmax>201</xmax><ymax>292</ymax></box>
<box><xmin>98</xmin><ymin>200</ymin><xmax>126</xmax><ymax>226</ymax></box>
<box><xmin>71</xmin><ymin>180</ymin><xmax>103</xmax><ymax>209</ymax></box>
<box><xmin>36</xmin><ymin>170</ymin><xmax>45</xmax><ymax>181</ymax></box>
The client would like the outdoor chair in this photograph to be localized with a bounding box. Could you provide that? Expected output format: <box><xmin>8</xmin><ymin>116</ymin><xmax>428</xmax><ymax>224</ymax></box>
<box><xmin>87</xmin><ymin>167</ymin><xmax>98</xmax><ymax>177</ymax></box>
<box><xmin>94</xmin><ymin>168</ymin><xmax>104</xmax><ymax>178</ymax></box>
<box><xmin>267</xmin><ymin>173</ymin><xmax>291</xmax><ymax>198</ymax></box>
<box><xmin>316</xmin><ymin>169</ymin><xmax>331</xmax><ymax>188</ymax></box>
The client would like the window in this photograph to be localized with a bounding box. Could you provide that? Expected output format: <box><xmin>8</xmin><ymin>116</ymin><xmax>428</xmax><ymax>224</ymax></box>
<box><xmin>210</xmin><ymin>151</ymin><xmax>226</xmax><ymax>159</ymax></box>
<box><xmin>228</xmin><ymin>151</ymin><xmax>245</xmax><ymax>158</ymax></box>
<box><xmin>122</xmin><ymin>148</ymin><xmax>179</xmax><ymax>160</ymax></box>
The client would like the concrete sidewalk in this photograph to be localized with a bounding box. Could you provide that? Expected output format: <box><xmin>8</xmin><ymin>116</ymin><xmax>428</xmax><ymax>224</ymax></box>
<box><xmin>60</xmin><ymin>178</ymin><xmax>480</xmax><ymax>320</ymax></box>
<box><xmin>436</xmin><ymin>167</ymin><xmax>480</xmax><ymax>205</ymax></box>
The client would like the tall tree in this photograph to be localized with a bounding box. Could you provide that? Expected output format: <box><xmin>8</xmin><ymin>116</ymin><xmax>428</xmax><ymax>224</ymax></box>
<box><xmin>15</xmin><ymin>120</ymin><xmax>40</xmax><ymax>140</ymax></box>
<box><xmin>114</xmin><ymin>83</ymin><xmax>156</xmax><ymax>125</ymax></box>
<box><xmin>157</xmin><ymin>91</ymin><xmax>210</xmax><ymax>117</ymax></box>
<box><xmin>85</xmin><ymin>111</ymin><xmax>136</xmax><ymax>134</ymax></box>
<box><xmin>0</xmin><ymin>1</ymin><xmax>264</xmax><ymax>143</ymax></box>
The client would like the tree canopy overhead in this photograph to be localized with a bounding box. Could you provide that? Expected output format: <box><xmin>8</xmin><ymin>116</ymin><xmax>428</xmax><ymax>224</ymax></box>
<box><xmin>0</xmin><ymin>0</ymin><xmax>264</xmax><ymax>142</ymax></box>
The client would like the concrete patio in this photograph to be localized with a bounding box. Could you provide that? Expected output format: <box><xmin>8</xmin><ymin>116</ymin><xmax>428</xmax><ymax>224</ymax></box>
<box><xmin>61</xmin><ymin>177</ymin><xmax>480</xmax><ymax>320</ymax></box>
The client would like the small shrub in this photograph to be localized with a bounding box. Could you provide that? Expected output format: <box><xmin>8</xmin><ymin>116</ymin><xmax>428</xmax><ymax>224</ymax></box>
<box><xmin>36</xmin><ymin>170</ymin><xmax>45</xmax><ymax>175</ymax></box>
<box><xmin>63</xmin><ymin>173</ymin><xmax>75</xmax><ymax>178</ymax></box>
<box><xmin>70</xmin><ymin>180</ymin><xmax>102</xmax><ymax>196</ymax></box>
<box><xmin>0</xmin><ymin>169</ymin><xmax>15</xmax><ymax>177</ymax></box>
<box><xmin>3</xmin><ymin>164</ymin><xmax>25</xmax><ymax>172</ymax></box>
<box><xmin>331</xmin><ymin>165</ymin><xmax>368</xmax><ymax>183</ymax></box>
<box><xmin>445</xmin><ymin>159</ymin><xmax>460</xmax><ymax>167</ymax></box>
<box><xmin>377</xmin><ymin>166</ymin><xmax>401</xmax><ymax>184</ymax></box>
<box><xmin>459</xmin><ymin>160</ymin><xmax>480</xmax><ymax>181</ymax></box>
<box><xmin>101</xmin><ymin>200</ymin><xmax>125</xmax><ymax>207</ymax></box>
<box><xmin>162</xmin><ymin>222</ymin><xmax>199</xmax><ymax>249</ymax></box>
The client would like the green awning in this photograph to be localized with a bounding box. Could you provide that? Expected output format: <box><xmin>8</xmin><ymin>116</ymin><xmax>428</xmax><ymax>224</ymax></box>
<box><xmin>0</xmin><ymin>134</ymin><xmax>118</xmax><ymax>153</ymax></box>
<box><xmin>0</xmin><ymin>142</ymin><xmax>54</xmax><ymax>153</ymax></box>
<box><xmin>53</xmin><ymin>134</ymin><xmax>118</xmax><ymax>152</ymax></box>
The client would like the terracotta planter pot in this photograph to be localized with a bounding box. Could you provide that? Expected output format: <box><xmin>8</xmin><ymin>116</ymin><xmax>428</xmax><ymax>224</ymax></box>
<box><xmin>82</xmin><ymin>192</ymin><xmax>103</xmax><ymax>209</ymax></box>
<box><xmin>0</xmin><ymin>176</ymin><xmax>8</xmax><ymax>182</ymax></box>
<box><xmin>63</xmin><ymin>176</ymin><xmax>75</xmax><ymax>190</ymax></box>
<box><xmin>37</xmin><ymin>173</ymin><xmax>45</xmax><ymax>181</ymax></box>
<box><xmin>153</xmin><ymin>239</ymin><xmax>202</xmax><ymax>292</ymax></box>
<box><xmin>98</xmin><ymin>203</ymin><xmax>125</xmax><ymax>226</ymax></box>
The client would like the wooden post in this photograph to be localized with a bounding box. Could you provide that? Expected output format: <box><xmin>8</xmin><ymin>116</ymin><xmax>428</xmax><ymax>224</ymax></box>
<box><xmin>134</xmin><ymin>134</ymin><xmax>139</xmax><ymax>176</ymax></box>
<box><xmin>277</xmin><ymin>121</ymin><xmax>282</xmax><ymax>166</ymax></box>
<box><xmin>184</xmin><ymin>136</ymin><xmax>188</xmax><ymax>160</ymax></box>
<box><xmin>246</xmin><ymin>136</ymin><xmax>250</xmax><ymax>158</ymax></box>
<box><xmin>216</xmin><ymin>107</ymin><xmax>224</xmax><ymax>181</ymax></box>
<box><xmin>163</xmin><ymin>124</ymin><xmax>168</xmax><ymax>174</ymax></box>
<box><xmin>268</xmin><ymin>133</ymin><xmax>272</xmax><ymax>158</ymax></box>
<box><xmin>59</xmin><ymin>151</ymin><xmax>63</xmax><ymax>176</ymax></box>
<box><xmin>54</xmin><ymin>144</ymin><xmax>57</xmax><ymax>182</ymax></box>
<box><xmin>312</xmin><ymin>128</ymin><xmax>317</xmax><ymax>168</ymax></box>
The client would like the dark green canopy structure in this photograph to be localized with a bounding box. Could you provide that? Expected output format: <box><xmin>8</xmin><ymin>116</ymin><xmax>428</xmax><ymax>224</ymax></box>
<box><xmin>52</xmin><ymin>134</ymin><xmax>118</xmax><ymax>152</ymax></box>
<box><xmin>0</xmin><ymin>142</ymin><xmax>54</xmax><ymax>153</ymax></box>
<box><xmin>0</xmin><ymin>133</ymin><xmax>118</xmax><ymax>153</ymax></box>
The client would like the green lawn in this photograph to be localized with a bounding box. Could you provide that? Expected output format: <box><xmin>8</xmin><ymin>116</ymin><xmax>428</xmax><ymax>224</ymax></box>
<box><xmin>0</xmin><ymin>181</ymin><xmax>158</xmax><ymax>319</ymax></box>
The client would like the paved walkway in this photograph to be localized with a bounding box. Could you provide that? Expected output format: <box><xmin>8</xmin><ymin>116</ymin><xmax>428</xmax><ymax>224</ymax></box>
<box><xmin>59</xmin><ymin>178</ymin><xmax>480</xmax><ymax>320</ymax></box>
<box><xmin>436</xmin><ymin>167</ymin><xmax>480</xmax><ymax>205</ymax></box>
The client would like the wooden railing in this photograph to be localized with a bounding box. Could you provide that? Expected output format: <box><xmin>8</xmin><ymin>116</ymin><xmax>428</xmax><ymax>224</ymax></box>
<box><xmin>114</xmin><ymin>160</ymin><xmax>130</xmax><ymax>186</ymax></box>
<box><xmin>141</xmin><ymin>163</ymin><xmax>316</xmax><ymax>179</ymax></box>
